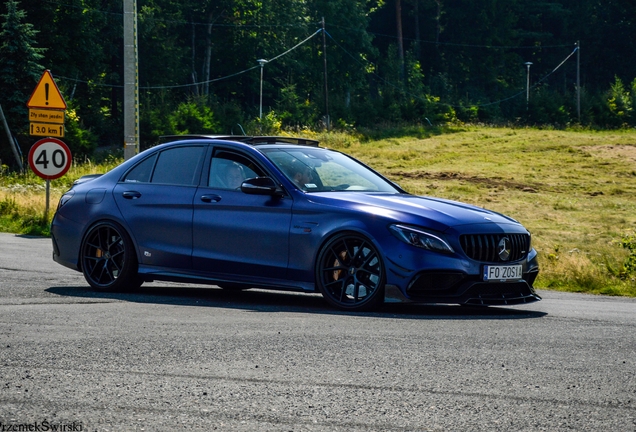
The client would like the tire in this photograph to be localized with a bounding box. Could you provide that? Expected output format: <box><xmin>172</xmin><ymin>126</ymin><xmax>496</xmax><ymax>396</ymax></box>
<box><xmin>80</xmin><ymin>221</ymin><xmax>142</xmax><ymax>292</ymax></box>
<box><xmin>316</xmin><ymin>233</ymin><xmax>385</xmax><ymax>311</ymax></box>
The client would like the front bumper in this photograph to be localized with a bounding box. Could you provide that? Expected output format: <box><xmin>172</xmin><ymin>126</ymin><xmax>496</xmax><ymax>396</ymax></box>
<box><xmin>384</xmin><ymin>265</ymin><xmax>541</xmax><ymax>306</ymax></box>
<box><xmin>385</xmin><ymin>280</ymin><xmax>541</xmax><ymax>306</ymax></box>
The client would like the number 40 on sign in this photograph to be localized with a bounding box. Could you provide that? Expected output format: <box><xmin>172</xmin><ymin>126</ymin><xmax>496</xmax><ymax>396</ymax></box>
<box><xmin>28</xmin><ymin>137</ymin><xmax>72</xmax><ymax>180</ymax></box>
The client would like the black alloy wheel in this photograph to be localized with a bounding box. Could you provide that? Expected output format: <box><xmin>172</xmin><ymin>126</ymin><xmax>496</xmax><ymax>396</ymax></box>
<box><xmin>81</xmin><ymin>221</ymin><xmax>141</xmax><ymax>291</ymax></box>
<box><xmin>316</xmin><ymin>233</ymin><xmax>385</xmax><ymax>311</ymax></box>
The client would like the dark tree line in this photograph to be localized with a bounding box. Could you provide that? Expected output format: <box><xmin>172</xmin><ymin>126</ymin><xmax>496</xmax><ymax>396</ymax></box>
<box><xmin>1</xmin><ymin>0</ymin><xmax>636</xmax><ymax>166</ymax></box>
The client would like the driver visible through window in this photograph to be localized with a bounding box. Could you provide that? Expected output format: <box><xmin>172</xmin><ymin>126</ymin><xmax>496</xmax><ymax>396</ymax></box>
<box><xmin>209</xmin><ymin>151</ymin><xmax>260</xmax><ymax>190</ymax></box>
<box><xmin>262</xmin><ymin>147</ymin><xmax>400</xmax><ymax>193</ymax></box>
<box><xmin>287</xmin><ymin>158</ymin><xmax>316</xmax><ymax>189</ymax></box>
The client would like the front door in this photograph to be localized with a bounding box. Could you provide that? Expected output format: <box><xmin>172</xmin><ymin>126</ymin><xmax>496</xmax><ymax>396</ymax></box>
<box><xmin>192</xmin><ymin>150</ymin><xmax>292</xmax><ymax>281</ymax></box>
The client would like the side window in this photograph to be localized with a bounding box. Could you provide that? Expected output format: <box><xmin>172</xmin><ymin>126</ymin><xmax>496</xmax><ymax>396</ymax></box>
<box><xmin>123</xmin><ymin>154</ymin><xmax>157</xmax><ymax>183</ymax></box>
<box><xmin>151</xmin><ymin>146</ymin><xmax>205</xmax><ymax>186</ymax></box>
<box><xmin>208</xmin><ymin>151</ymin><xmax>262</xmax><ymax>190</ymax></box>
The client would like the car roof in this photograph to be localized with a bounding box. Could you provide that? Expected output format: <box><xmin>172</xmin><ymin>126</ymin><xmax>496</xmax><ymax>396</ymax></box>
<box><xmin>159</xmin><ymin>135</ymin><xmax>320</xmax><ymax>147</ymax></box>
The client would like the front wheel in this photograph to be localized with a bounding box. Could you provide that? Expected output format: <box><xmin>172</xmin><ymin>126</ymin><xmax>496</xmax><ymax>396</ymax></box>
<box><xmin>316</xmin><ymin>233</ymin><xmax>385</xmax><ymax>311</ymax></box>
<box><xmin>80</xmin><ymin>221</ymin><xmax>142</xmax><ymax>291</ymax></box>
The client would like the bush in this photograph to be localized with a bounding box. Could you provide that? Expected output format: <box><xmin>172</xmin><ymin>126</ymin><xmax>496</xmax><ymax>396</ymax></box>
<box><xmin>245</xmin><ymin>110</ymin><xmax>283</xmax><ymax>135</ymax></box>
<box><xmin>147</xmin><ymin>96</ymin><xmax>220</xmax><ymax>142</ymax></box>
<box><xmin>64</xmin><ymin>107</ymin><xmax>98</xmax><ymax>160</ymax></box>
<box><xmin>528</xmin><ymin>88</ymin><xmax>573</xmax><ymax>126</ymax></box>
<box><xmin>620</xmin><ymin>231</ymin><xmax>636</xmax><ymax>278</ymax></box>
<box><xmin>275</xmin><ymin>83</ymin><xmax>319</xmax><ymax>128</ymax></box>
<box><xmin>167</xmin><ymin>99</ymin><xmax>219</xmax><ymax>135</ymax></box>
<box><xmin>605</xmin><ymin>76</ymin><xmax>633</xmax><ymax>127</ymax></box>
<box><xmin>0</xmin><ymin>196</ymin><xmax>18</xmax><ymax>216</ymax></box>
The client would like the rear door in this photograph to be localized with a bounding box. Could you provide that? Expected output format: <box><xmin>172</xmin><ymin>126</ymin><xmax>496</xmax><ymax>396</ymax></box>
<box><xmin>114</xmin><ymin>145</ymin><xmax>206</xmax><ymax>269</ymax></box>
<box><xmin>192</xmin><ymin>149</ymin><xmax>293</xmax><ymax>280</ymax></box>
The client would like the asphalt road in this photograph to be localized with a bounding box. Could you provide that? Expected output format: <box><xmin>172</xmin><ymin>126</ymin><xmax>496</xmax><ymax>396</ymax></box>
<box><xmin>0</xmin><ymin>232</ymin><xmax>635</xmax><ymax>431</ymax></box>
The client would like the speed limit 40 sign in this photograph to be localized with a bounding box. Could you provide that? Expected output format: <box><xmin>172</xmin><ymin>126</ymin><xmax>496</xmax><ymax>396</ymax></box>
<box><xmin>28</xmin><ymin>138</ymin><xmax>72</xmax><ymax>180</ymax></box>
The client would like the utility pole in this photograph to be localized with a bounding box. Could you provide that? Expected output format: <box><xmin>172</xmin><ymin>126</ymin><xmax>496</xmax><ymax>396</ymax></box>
<box><xmin>576</xmin><ymin>41</ymin><xmax>581</xmax><ymax>122</ymax></box>
<box><xmin>413</xmin><ymin>0</ymin><xmax>421</xmax><ymax>60</ymax></box>
<box><xmin>257</xmin><ymin>59</ymin><xmax>267</xmax><ymax>120</ymax></box>
<box><xmin>322</xmin><ymin>17</ymin><xmax>330</xmax><ymax>131</ymax></box>
<box><xmin>203</xmin><ymin>11</ymin><xmax>214</xmax><ymax>97</ymax></box>
<box><xmin>123</xmin><ymin>0</ymin><xmax>139</xmax><ymax>160</ymax></box>
<box><xmin>525</xmin><ymin>62</ymin><xmax>533</xmax><ymax>110</ymax></box>
<box><xmin>395</xmin><ymin>0</ymin><xmax>405</xmax><ymax>81</ymax></box>
<box><xmin>0</xmin><ymin>104</ymin><xmax>23</xmax><ymax>171</ymax></box>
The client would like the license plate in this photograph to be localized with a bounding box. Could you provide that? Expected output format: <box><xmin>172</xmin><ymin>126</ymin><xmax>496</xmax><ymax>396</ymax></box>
<box><xmin>483</xmin><ymin>265</ymin><xmax>523</xmax><ymax>282</ymax></box>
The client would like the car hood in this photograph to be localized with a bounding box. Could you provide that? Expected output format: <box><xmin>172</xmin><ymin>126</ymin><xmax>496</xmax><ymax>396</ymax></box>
<box><xmin>310</xmin><ymin>192</ymin><xmax>522</xmax><ymax>232</ymax></box>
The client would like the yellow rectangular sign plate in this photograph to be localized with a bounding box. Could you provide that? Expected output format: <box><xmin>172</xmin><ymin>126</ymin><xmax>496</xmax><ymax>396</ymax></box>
<box><xmin>30</xmin><ymin>122</ymin><xmax>65</xmax><ymax>137</ymax></box>
<box><xmin>29</xmin><ymin>109</ymin><xmax>65</xmax><ymax>124</ymax></box>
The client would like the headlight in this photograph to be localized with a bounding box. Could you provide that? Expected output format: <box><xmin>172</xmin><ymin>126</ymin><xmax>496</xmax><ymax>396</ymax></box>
<box><xmin>57</xmin><ymin>190</ymin><xmax>74</xmax><ymax>210</ymax></box>
<box><xmin>389</xmin><ymin>224</ymin><xmax>454</xmax><ymax>254</ymax></box>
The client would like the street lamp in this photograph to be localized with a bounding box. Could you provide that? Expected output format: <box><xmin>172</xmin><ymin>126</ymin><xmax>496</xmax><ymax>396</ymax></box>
<box><xmin>524</xmin><ymin>61</ymin><xmax>533</xmax><ymax>110</ymax></box>
<box><xmin>257</xmin><ymin>59</ymin><xmax>268</xmax><ymax>120</ymax></box>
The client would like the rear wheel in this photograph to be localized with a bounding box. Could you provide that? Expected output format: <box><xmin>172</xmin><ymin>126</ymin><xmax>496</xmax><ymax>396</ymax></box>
<box><xmin>80</xmin><ymin>221</ymin><xmax>142</xmax><ymax>291</ymax></box>
<box><xmin>316</xmin><ymin>233</ymin><xmax>385</xmax><ymax>311</ymax></box>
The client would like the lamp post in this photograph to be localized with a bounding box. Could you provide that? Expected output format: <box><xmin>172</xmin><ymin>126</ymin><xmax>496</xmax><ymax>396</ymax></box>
<box><xmin>257</xmin><ymin>59</ymin><xmax>268</xmax><ymax>120</ymax></box>
<box><xmin>524</xmin><ymin>61</ymin><xmax>533</xmax><ymax>110</ymax></box>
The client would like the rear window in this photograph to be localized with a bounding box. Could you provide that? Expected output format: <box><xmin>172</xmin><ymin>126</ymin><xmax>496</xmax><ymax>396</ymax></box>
<box><xmin>123</xmin><ymin>146</ymin><xmax>204</xmax><ymax>186</ymax></box>
<box><xmin>123</xmin><ymin>154</ymin><xmax>156</xmax><ymax>183</ymax></box>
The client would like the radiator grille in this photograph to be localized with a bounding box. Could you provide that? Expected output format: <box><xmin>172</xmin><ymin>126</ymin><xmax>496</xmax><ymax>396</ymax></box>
<box><xmin>459</xmin><ymin>233</ymin><xmax>529</xmax><ymax>263</ymax></box>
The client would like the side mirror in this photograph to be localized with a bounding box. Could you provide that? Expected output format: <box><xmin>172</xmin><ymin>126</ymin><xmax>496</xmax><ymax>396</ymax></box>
<box><xmin>241</xmin><ymin>177</ymin><xmax>282</xmax><ymax>196</ymax></box>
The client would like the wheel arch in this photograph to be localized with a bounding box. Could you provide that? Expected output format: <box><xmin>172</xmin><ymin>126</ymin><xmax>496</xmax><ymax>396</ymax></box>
<box><xmin>312</xmin><ymin>225</ymin><xmax>387</xmax><ymax>274</ymax></box>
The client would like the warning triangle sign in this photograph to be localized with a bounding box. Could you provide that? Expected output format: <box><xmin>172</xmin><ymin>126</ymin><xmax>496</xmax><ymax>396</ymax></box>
<box><xmin>26</xmin><ymin>70</ymin><xmax>67</xmax><ymax>110</ymax></box>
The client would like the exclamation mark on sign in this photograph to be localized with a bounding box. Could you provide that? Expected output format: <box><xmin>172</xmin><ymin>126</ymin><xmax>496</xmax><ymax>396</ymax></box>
<box><xmin>44</xmin><ymin>83</ymin><xmax>49</xmax><ymax>105</ymax></box>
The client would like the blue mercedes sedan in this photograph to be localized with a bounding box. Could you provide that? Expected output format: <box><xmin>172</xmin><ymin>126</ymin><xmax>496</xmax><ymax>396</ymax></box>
<box><xmin>51</xmin><ymin>136</ymin><xmax>540</xmax><ymax>311</ymax></box>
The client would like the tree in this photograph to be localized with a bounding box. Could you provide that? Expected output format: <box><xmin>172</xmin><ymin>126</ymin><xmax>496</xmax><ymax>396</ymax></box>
<box><xmin>307</xmin><ymin>0</ymin><xmax>379</xmax><ymax>123</ymax></box>
<box><xmin>0</xmin><ymin>0</ymin><xmax>45</xmax><ymax>134</ymax></box>
<box><xmin>395</xmin><ymin>0</ymin><xmax>405</xmax><ymax>81</ymax></box>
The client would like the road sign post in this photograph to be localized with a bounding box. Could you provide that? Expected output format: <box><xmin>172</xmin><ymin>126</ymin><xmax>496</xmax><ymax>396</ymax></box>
<box><xmin>28</xmin><ymin>138</ymin><xmax>72</xmax><ymax>221</ymax></box>
<box><xmin>26</xmin><ymin>71</ymin><xmax>69</xmax><ymax>220</ymax></box>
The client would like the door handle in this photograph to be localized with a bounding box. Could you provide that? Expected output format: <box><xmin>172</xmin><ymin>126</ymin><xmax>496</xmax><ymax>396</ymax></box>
<box><xmin>200</xmin><ymin>194</ymin><xmax>221</xmax><ymax>203</ymax></box>
<box><xmin>122</xmin><ymin>191</ymin><xmax>141</xmax><ymax>199</ymax></box>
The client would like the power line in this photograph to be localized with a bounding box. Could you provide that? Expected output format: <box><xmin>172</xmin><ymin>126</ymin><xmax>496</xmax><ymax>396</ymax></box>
<box><xmin>473</xmin><ymin>47</ymin><xmax>578</xmax><ymax>108</ymax></box>
<box><xmin>324</xmin><ymin>30</ymin><xmax>578</xmax><ymax>109</ymax></box>
<box><xmin>265</xmin><ymin>29</ymin><xmax>321</xmax><ymax>63</ymax></box>
<box><xmin>55</xmin><ymin>29</ymin><xmax>322</xmax><ymax>90</ymax></box>
<box><xmin>54</xmin><ymin>21</ymin><xmax>577</xmax><ymax>110</ymax></box>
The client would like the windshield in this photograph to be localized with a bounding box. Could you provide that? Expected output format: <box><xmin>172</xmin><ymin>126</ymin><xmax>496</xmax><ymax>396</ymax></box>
<box><xmin>261</xmin><ymin>147</ymin><xmax>400</xmax><ymax>193</ymax></box>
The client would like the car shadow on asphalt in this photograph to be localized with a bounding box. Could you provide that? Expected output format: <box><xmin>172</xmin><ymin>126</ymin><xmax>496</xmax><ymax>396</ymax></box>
<box><xmin>46</xmin><ymin>284</ymin><xmax>547</xmax><ymax>320</ymax></box>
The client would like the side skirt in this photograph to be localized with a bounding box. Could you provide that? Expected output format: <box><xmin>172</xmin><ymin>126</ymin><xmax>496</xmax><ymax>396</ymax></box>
<box><xmin>137</xmin><ymin>265</ymin><xmax>315</xmax><ymax>293</ymax></box>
